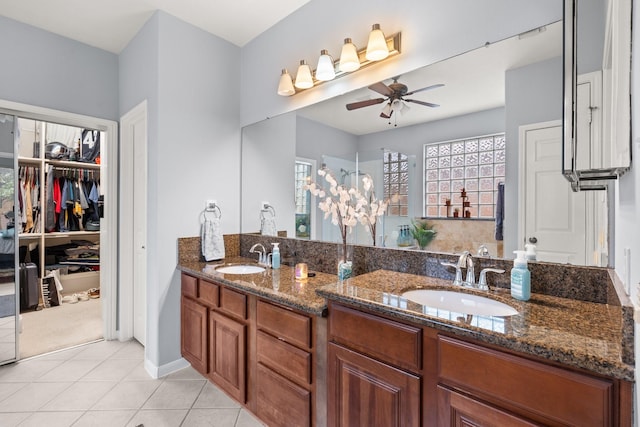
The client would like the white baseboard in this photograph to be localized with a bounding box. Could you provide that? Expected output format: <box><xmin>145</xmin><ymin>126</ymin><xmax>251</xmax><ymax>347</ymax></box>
<box><xmin>144</xmin><ymin>356</ymin><xmax>190</xmax><ymax>379</ymax></box>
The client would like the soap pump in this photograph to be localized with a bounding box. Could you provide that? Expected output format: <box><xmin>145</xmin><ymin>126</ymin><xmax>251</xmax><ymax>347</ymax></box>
<box><xmin>511</xmin><ymin>250</ymin><xmax>531</xmax><ymax>301</ymax></box>
<box><xmin>271</xmin><ymin>243</ymin><xmax>280</xmax><ymax>269</ymax></box>
<box><xmin>524</xmin><ymin>243</ymin><xmax>537</xmax><ymax>261</ymax></box>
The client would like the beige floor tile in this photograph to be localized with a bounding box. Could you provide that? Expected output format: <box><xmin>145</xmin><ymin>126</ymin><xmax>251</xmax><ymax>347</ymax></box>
<box><xmin>36</xmin><ymin>358</ymin><xmax>102</xmax><ymax>382</ymax></box>
<box><xmin>0</xmin><ymin>412</ymin><xmax>31</xmax><ymax>427</ymax></box>
<box><xmin>180</xmin><ymin>408</ymin><xmax>240</xmax><ymax>427</ymax></box>
<box><xmin>18</xmin><ymin>410</ymin><xmax>84</xmax><ymax>427</ymax></box>
<box><xmin>72</xmin><ymin>409</ymin><xmax>137</xmax><ymax>427</ymax></box>
<box><xmin>121</xmin><ymin>361</ymin><xmax>158</xmax><ymax>382</ymax></box>
<box><xmin>71</xmin><ymin>340</ymin><xmax>123</xmax><ymax>360</ymax></box>
<box><xmin>142</xmin><ymin>379</ymin><xmax>207</xmax><ymax>409</ymax></box>
<box><xmin>29</xmin><ymin>345</ymin><xmax>87</xmax><ymax>361</ymax></box>
<box><xmin>0</xmin><ymin>382</ymin><xmax>71</xmax><ymax>412</ymax></box>
<box><xmin>79</xmin><ymin>358</ymin><xmax>140</xmax><ymax>381</ymax></box>
<box><xmin>92</xmin><ymin>380</ymin><xmax>162</xmax><ymax>410</ymax></box>
<box><xmin>110</xmin><ymin>340</ymin><xmax>144</xmax><ymax>360</ymax></box>
<box><xmin>41</xmin><ymin>381</ymin><xmax>117</xmax><ymax>411</ymax></box>
<box><xmin>236</xmin><ymin>409</ymin><xmax>267</xmax><ymax>427</ymax></box>
<box><xmin>126</xmin><ymin>409</ymin><xmax>188</xmax><ymax>427</ymax></box>
<box><xmin>0</xmin><ymin>381</ymin><xmax>27</xmax><ymax>403</ymax></box>
<box><xmin>0</xmin><ymin>359</ymin><xmax>63</xmax><ymax>382</ymax></box>
<box><xmin>165</xmin><ymin>365</ymin><xmax>206</xmax><ymax>380</ymax></box>
<box><xmin>192</xmin><ymin>382</ymin><xmax>240</xmax><ymax>409</ymax></box>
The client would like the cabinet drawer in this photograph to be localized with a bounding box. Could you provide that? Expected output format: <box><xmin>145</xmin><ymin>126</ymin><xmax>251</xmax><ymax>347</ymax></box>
<box><xmin>199</xmin><ymin>279</ymin><xmax>219</xmax><ymax>307</ymax></box>
<box><xmin>438</xmin><ymin>336</ymin><xmax>614</xmax><ymax>426</ymax></box>
<box><xmin>329</xmin><ymin>303</ymin><xmax>422</xmax><ymax>372</ymax></box>
<box><xmin>257</xmin><ymin>331</ymin><xmax>311</xmax><ymax>385</ymax></box>
<box><xmin>256</xmin><ymin>363</ymin><xmax>311</xmax><ymax>427</ymax></box>
<box><xmin>219</xmin><ymin>287</ymin><xmax>247</xmax><ymax>320</ymax></box>
<box><xmin>257</xmin><ymin>300</ymin><xmax>311</xmax><ymax>349</ymax></box>
<box><xmin>181</xmin><ymin>274</ymin><xmax>198</xmax><ymax>299</ymax></box>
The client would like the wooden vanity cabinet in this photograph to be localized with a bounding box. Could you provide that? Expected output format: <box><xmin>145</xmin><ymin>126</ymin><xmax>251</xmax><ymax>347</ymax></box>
<box><xmin>327</xmin><ymin>301</ymin><xmax>632</xmax><ymax>427</ymax></box>
<box><xmin>180</xmin><ymin>273</ymin><xmax>322</xmax><ymax>427</ymax></box>
<box><xmin>255</xmin><ymin>300</ymin><xmax>315</xmax><ymax>427</ymax></box>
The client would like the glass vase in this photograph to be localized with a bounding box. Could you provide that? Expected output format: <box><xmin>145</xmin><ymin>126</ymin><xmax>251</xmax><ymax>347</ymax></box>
<box><xmin>337</xmin><ymin>239</ymin><xmax>353</xmax><ymax>280</ymax></box>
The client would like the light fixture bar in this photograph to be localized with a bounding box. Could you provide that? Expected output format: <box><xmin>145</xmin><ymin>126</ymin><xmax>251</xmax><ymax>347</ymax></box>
<box><xmin>288</xmin><ymin>32</ymin><xmax>401</xmax><ymax>95</ymax></box>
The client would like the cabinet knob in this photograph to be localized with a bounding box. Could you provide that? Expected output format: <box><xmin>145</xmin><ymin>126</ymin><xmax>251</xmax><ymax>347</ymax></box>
<box><xmin>528</xmin><ymin>237</ymin><xmax>537</xmax><ymax>244</ymax></box>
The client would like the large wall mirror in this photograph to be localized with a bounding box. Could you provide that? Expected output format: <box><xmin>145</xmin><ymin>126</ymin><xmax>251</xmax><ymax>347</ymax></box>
<box><xmin>563</xmin><ymin>0</ymin><xmax>632</xmax><ymax>188</ymax></box>
<box><xmin>243</xmin><ymin>8</ymin><xmax>621</xmax><ymax>267</ymax></box>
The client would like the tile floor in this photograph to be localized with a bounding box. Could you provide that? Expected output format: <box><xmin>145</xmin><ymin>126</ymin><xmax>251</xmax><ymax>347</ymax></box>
<box><xmin>0</xmin><ymin>339</ymin><xmax>265</xmax><ymax>427</ymax></box>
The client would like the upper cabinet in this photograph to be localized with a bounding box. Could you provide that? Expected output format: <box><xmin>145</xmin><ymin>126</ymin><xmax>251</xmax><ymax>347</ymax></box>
<box><xmin>563</xmin><ymin>0</ymin><xmax>632</xmax><ymax>190</ymax></box>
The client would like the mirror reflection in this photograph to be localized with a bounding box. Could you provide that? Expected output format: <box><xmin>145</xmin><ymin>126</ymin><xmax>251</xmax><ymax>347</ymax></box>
<box><xmin>242</xmin><ymin>19</ymin><xmax>609</xmax><ymax>267</ymax></box>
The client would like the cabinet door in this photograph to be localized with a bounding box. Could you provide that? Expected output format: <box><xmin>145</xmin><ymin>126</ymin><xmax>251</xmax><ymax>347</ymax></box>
<box><xmin>181</xmin><ymin>296</ymin><xmax>208</xmax><ymax>374</ymax></box>
<box><xmin>328</xmin><ymin>342</ymin><xmax>420</xmax><ymax>427</ymax></box>
<box><xmin>209</xmin><ymin>310</ymin><xmax>246</xmax><ymax>403</ymax></box>
<box><xmin>437</xmin><ymin>386</ymin><xmax>541</xmax><ymax>427</ymax></box>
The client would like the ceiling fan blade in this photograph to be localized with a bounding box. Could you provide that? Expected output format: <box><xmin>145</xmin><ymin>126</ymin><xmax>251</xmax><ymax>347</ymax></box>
<box><xmin>346</xmin><ymin>98</ymin><xmax>385</xmax><ymax>110</ymax></box>
<box><xmin>368</xmin><ymin>82</ymin><xmax>394</xmax><ymax>97</ymax></box>
<box><xmin>405</xmin><ymin>99</ymin><xmax>440</xmax><ymax>108</ymax></box>
<box><xmin>404</xmin><ymin>83</ymin><xmax>445</xmax><ymax>96</ymax></box>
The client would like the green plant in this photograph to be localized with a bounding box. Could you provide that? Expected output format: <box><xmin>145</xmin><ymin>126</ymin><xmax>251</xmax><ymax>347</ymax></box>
<box><xmin>410</xmin><ymin>219</ymin><xmax>437</xmax><ymax>250</ymax></box>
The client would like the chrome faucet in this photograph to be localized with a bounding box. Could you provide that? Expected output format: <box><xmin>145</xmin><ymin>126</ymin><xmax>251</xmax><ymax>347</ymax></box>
<box><xmin>478</xmin><ymin>268</ymin><xmax>505</xmax><ymax>291</ymax></box>
<box><xmin>249</xmin><ymin>243</ymin><xmax>268</xmax><ymax>266</ymax></box>
<box><xmin>441</xmin><ymin>251</ymin><xmax>475</xmax><ymax>287</ymax></box>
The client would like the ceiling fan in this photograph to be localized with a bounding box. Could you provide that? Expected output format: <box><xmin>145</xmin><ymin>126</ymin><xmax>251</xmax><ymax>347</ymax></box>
<box><xmin>345</xmin><ymin>77</ymin><xmax>444</xmax><ymax>119</ymax></box>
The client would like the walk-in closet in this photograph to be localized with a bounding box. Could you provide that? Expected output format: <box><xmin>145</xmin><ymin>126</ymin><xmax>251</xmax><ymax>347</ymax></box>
<box><xmin>16</xmin><ymin>118</ymin><xmax>104</xmax><ymax>358</ymax></box>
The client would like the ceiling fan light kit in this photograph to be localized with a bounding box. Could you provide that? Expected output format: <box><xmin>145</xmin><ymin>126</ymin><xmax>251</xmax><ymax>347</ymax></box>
<box><xmin>277</xmin><ymin>24</ymin><xmax>401</xmax><ymax>96</ymax></box>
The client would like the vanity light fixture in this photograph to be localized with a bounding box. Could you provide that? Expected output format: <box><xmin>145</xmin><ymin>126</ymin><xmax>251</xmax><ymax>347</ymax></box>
<box><xmin>294</xmin><ymin>60</ymin><xmax>314</xmax><ymax>89</ymax></box>
<box><xmin>277</xmin><ymin>69</ymin><xmax>295</xmax><ymax>96</ymax></box>
<box><xmin>315</xmin><ymin>50</ymin><xmax>336</xmax><ymax>81</ymax></box>
<box><xmin>366</xmin><ymin>23</ymin><xmax>390</xmax><ymax>61</ymax></box>
<box><xmin>339</xmin><ymin>38</ymin><xmax>360</xmax><ymax>72</ymax></box>
<box><xmin>277</xmin><ymin>24</ymin><xmax>401</xmax><ymax>96</ymax></box>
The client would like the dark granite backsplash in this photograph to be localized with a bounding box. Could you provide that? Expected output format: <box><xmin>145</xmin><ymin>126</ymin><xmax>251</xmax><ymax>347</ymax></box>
<box><xmin>237</xmin><ymin>234</ymin><xmax>620</xmax><ymax>305</ymax></box>
<box><xmin>178</xmin><ymin>233</ymin><xmax>620</xmax><ymax>305</ymax></box>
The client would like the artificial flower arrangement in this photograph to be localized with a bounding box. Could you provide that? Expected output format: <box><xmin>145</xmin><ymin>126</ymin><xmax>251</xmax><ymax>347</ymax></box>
<box><xmin>305</xmin><ymin>168</ymin><xmax>389</xmax><ymax>278</ymax></box>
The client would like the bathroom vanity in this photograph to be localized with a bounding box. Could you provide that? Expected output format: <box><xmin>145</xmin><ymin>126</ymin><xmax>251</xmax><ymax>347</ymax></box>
<box><xmin>178</xmin><ymin>250</ymin><xmax>633</xmax><ymax>427</ymax></box>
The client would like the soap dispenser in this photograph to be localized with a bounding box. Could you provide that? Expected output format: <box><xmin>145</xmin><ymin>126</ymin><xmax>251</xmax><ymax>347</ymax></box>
<box><xmin>524</xmin><ymin>243</ymin><xmax>537</xmax><ymax>261</ymax></box>
<box><xmin>271</xmin><ymin>243</ymin><xmax>280</xmax><ymax>269</ymax></box>
<box><xmin>511</xmin><ymin>250</ymin><xmax>531</xmax><ymax>301</ymax></box>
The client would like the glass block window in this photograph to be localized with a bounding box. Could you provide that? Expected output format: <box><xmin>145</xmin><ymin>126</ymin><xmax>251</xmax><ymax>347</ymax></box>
<box><xmin>383</xmin><ymin>151</ymin><xmax>409</xmax><ymax>216</ymax></box>
<box><xmin>294</xmin><ymin>161</ymin><xmax>312</xmax><ymax>238</ymax></box>
<box><xmin>424</xmin><ymin>133</ymin><xmax>505</xmax><ymax>218</ymax></box>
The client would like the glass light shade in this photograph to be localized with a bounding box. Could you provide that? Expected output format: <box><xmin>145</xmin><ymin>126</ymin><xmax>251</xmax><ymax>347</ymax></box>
<box><xmin>294</xmin><ymin>60</ymin><xmax>314</xmax><ymax>89</ymax></box>
<box><xmin>339</xmin><ymin>38</ymin><xmax>360</xmax><ymax>72</ymax></box>
<box><xmin>366</xmin><ymin>23</ymin><xmax>389</xmax><ymax>61</ymax></box>
<box><xmin>381</xmin><ymin>102</ymin><xmax>392</xmax><ymax>118</ymax></box>
<box><xmin>315</xmin><ymin>49</ymin><xmax>336</xmax><ymax>81</ymax></box>
<box><xmin>277</xmin><ymin>69</ymin><xmax>295</xmax><ymax>96</ymax></box>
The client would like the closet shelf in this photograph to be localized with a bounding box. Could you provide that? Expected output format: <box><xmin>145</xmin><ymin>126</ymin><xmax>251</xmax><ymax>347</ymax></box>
<box><xmin>45</xmin><ymin>231</ymin><xmax>100</xmax><ymax>239</ymax></box>
<box><xmin>47</xmin><ymin>159</ymin><xmax>100</xmax><ymax>170</ymax></box>
<box><xmin>19</xmin><ymin>233</ymin><xmax>43</xmax><ymax>239</ymax></box>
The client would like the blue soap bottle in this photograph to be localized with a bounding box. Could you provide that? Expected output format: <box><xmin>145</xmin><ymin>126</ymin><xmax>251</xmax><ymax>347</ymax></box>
<box><xmin>511</xmin><ymin>250</ymin><xmax>530</xmax><ymax>301</ymax></box>
<box><xmin>271</xmin><ymin>243</ymin><xmax>280</xmax><ymax>269</ymax></box>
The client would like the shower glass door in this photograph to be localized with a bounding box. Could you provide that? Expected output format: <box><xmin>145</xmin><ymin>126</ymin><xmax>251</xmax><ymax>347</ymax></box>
<box><xmin>0</xmin><ymin>114</ymin><xmax>17</xmax><ymax>365</ymax></box>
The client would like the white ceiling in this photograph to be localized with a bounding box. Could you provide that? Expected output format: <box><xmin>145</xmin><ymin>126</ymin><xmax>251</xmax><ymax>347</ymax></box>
<box><xmin>298</xmin><ymin>21</ymin><xmax>562</xmax><ymax>136</ymax></box>
<box><xmin>0</xmin><ymin>0</ymin><xmax>310</xmax><ymax>52</ymax></box>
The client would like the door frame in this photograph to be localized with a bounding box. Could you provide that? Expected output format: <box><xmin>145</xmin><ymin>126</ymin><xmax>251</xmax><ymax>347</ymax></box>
<box><xmin>0</xmin><ymin>98</ymin><xmax>119</xmax><ymax>341</ymax></box>
<box><xmin>118</xmin><ymin>100</ymin><xmax>148</xmax><ymax>342</ymax></box>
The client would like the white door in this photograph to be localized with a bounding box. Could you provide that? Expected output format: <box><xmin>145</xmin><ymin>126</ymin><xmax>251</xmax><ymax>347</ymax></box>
<box><xmin>521</xmin><ymin>122</ymin><xmax>587</xmax><ymax>264</ymax></box>
<box><xmin>119</xmin><ymin>101</ymin><xmax>147</xmax><ymax>345</ymax></box>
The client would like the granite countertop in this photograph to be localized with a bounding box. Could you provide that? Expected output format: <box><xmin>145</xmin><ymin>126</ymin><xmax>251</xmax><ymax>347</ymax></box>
<box><xmin>178</xmin><ymin>257</ymin><xmax>634</xmax><ymax>381</ymax></box>
<box><xmin>316</xmin><ymin>269</ymin><xmax>634</xmax><ymax>382</ymax></box>
<box><xmin>177</xmin><ymin>257</ymin><xmax>336</xmax><ymax>316</ymax></box>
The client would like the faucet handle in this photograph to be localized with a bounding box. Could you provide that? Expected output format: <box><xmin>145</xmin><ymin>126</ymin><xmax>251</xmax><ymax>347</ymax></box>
<box><xmin>442</xmin><ymin>261</ymin><xmax>464</xmax><ymax>286</ymax></box>
<box><xmin>478</xmin><ymin>268</ymin><xmax>505</xmax><ymax>290</ymax></box>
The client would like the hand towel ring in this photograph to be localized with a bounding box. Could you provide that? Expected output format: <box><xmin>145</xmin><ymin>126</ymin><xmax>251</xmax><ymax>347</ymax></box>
<box><xmin>260</xmin><ymin>204</ymin><xmax>276</xmax><ymax>220</ymax></box>
<box><xmin>201</xmin><ymin>204</ymin><xmax>221</xmax><ymax>222</ymax></box>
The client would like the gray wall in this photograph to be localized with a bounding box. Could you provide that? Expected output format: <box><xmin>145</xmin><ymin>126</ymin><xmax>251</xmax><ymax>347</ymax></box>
<box><xmin>0</xmin><ymin>15</ymin><xmax>118</xmax><ymax>121</ymax></box>
<box><xmin>119</xmin><ymin>11</ymin><xmax>241</xmax><ymax>370</ymax></box>
<box><xmin>504</xmin><ymin>56</ymin><xmax>563</xmax><ymax>255</ymax></box>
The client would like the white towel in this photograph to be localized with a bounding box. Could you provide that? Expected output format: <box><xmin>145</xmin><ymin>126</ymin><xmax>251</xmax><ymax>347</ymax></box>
<box><xmin>261</xmin><ymin>217</ymin><xmax>277</xmax><ymax>236</ymax></box>
<box><xmin>201</xmin><ymin>217</ymin><xmax>225</xmax><ymax>261</ymax></box>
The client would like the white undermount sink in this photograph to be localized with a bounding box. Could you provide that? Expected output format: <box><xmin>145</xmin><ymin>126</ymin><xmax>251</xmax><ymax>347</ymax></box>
<box><xmin>215</xmin><ymin>265</ymin><xmax>265</xmax><ymax>275</ymax></box>
<box><xmin>402</xmin><ymin>289</ymin><xmax>518</xmax><ymax>317</ymax></box>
